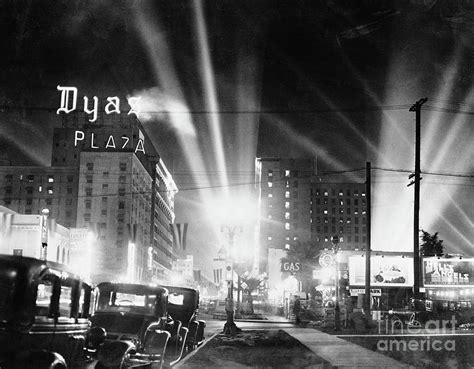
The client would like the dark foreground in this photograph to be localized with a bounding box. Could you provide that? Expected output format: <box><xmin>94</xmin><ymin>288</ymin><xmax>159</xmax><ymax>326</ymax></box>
<box><xmin>342</xmin><ymin>334</ymin><xmax>474</xmax><ymax>369</ymax></box>
<box><xmin>180</xmin><ymin>329</ymin><xmax>332</xmax><ymax>368</ymax></box>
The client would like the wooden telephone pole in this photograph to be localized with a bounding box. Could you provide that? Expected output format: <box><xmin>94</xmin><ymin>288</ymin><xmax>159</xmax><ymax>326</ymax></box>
<box><xmin>408</xmin><ymin>98</ymin><xmax>427</xmax><ymax>298</ymax></box>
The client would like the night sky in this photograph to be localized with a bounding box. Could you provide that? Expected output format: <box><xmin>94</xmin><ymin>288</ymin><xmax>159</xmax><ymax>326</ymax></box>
<box><xmin>0</xmin><ymin>0</ymin><xmax>473</xmax><ymax>276</ymax></box>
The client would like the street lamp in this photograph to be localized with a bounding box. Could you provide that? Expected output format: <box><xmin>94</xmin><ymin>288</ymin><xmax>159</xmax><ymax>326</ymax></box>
<box><xmin>222</xmin><ymin>224</ymin><xmax>242</xmax><ymax>335</ymax></box>
<box><xmin>40</xmin><ymin>208</ymin><xmax>49</xmax><ymax>260</ymax></box>
<box><xmin>331</xmin><ymin>235</ymin><xmax>341</xmax><ymax>331</ymax></box>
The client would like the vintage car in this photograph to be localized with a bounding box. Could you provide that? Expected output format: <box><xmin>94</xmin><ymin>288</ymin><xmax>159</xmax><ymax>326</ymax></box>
<box><xmin>0</xmin><ymin>254</ymin><xmax>107</xmax><ymax>369</ymax></box>
<box><xmin>91</xmin><ymin>282</ymin><xmax>184</xmax><ymax>368</ymax></box>
<box><xmin>163</xmin><ymin>286</ymin><xmax>206</xmax><ymax>351</ymax></box>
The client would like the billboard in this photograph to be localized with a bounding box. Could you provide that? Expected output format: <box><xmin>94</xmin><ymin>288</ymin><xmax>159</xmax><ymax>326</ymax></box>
<box><xmin>349</xmin><ymin>256</ymin><xmax>413</xmax><ymax>287</ymax></box>
<box><xmin>423</xmin><ymin>258</ymin><xmax>474</xmax><ymax>287</ymax></box>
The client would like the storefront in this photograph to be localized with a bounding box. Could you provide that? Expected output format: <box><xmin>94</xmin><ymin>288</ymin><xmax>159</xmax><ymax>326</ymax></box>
<box><xmin>348</xmin><ymin>254</ymin><xmax>414</xmax><ymax>311</ymax></box>
<box><xmin>422</xmin><ymin>257</ymin><xmax>474</xmax><ymax>322</ymax></box>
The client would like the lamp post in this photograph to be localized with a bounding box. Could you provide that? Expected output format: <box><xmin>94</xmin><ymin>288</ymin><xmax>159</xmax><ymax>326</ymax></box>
<box><xmin>222</xmin><ymin>224</ymin><xmax>242</xmax><ymax>335</ymax></box>
<box><xmin>40</xmin><ymin>208</ymin><xmax>49</xmax><ymax>260</ymax></box>
<box><xmin>331</xmin><ymin>235</ymin><xmax>341</xmax><ymax>331</ymax></box>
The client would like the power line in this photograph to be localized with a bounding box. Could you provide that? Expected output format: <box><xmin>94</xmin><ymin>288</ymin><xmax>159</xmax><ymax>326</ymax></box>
<box><xmin>0</xmin><ymin>103</ymin><xmax>413</xmax><ymax>115</ymax></box>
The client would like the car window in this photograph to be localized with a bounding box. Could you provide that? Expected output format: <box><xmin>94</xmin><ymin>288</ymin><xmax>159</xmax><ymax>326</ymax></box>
<box><xmin>36</xmin><ymin>278</ymin><xmax>54</xmax><ymax>317</ymax></box>
<box><xmin>169</xmin><ymin>293</ymin><xmax>184</xmax><ymax>306</ymax></box>
<box><xmin>59</xmin><ymin>285</ymin><xmax>72</xmax><ymax>318</ymax></box>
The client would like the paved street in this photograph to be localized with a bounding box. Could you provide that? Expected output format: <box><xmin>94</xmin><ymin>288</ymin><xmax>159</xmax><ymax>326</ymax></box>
<box><xmin>179</xmin><ymin>314</ymin><xmax>414</xmax><ymax>368</ymax></box>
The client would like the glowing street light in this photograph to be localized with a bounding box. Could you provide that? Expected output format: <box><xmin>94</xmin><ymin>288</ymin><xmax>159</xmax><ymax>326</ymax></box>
<box><xmin>331</xmin><ymin>235</ymin><xmax>341</xmax><ymax>331</ymax></box>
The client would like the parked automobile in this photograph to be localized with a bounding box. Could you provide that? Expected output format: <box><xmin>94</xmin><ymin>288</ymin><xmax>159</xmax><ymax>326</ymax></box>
<box><xmin>163</xmin><ymin>286</ymin><xmax>206</xmax><ymax>351</ymax></box>
<box><xmin>0</xmin><ymin>254</ymin><xmax>106</xmax><ymax>369</ymax></box>
<box><xmin>91</xmin><ymin>282</ymin><xmax>182</xmax><ymax>368</ymax></box>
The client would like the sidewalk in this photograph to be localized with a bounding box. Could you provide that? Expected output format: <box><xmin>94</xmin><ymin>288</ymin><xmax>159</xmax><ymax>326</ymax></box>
<box><xmin>283</xmin><ymin>327</ymin><xmax>414</xmax><ymax>369</ymax></box>
<box><xmin>265</xmin><ymin>314</ymin><xmax>412</xmax><ymax>368</ymax></box>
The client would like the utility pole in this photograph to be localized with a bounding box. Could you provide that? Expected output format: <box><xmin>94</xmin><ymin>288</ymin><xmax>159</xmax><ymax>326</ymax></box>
<box><xmin>364</xmin><ymin>162</ymin><xmax>371</xmax><ymax>319</ymax></box>
<box><xmin>408</xmin><ymin>98</ymin><xmax>427</xmax><ymax>299</ymax></box>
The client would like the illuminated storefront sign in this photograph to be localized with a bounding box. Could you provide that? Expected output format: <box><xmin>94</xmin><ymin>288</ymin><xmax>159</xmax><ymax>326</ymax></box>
<box><xmin>281</xmin><ymin>261</ymin><xmax>301</xmax><ymax>272</ymax></box>
<box><xmin>349</xmin><ymin>288</ymin><xmax>382</xmax><ymax>296</ymax></box>
<box><xmin>423</xmin><ymin>258</ymin><xmax>474</xmax><ymax>286</ymax></box>
<box><xmin>348</xmin><ymin>256</ymin><xmax>413</xmax><ymax>287</ymax></box>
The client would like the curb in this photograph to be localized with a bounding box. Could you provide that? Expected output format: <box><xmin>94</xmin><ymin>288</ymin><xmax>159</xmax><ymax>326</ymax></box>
<box><xmin>173</xmin><ymin>330</ymin><xmax>221</xmax><ymax>368</ymax></box>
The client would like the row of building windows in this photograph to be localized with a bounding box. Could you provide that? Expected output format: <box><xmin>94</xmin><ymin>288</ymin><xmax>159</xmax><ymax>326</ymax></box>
<box><xmin>313</xmin><ymin>188</ymin><xmax>366</xmax><ymax>197</ymax></box>
<box><xmin>86</xmin><ymin>162</ymin><xmax>128</xmax><ymax>171</ymax></box>
<box><xmin>313</xmin><ymin>208</ymin><xmax>366</xmax><ymax>215</ymax></box>
<box><xmin>312</xmin><ymin>226</ymin><xmax>367</xmax><ymax>233</ymax></box>
<box><xmin>2</xmin><ymin>174</ymin><xmax>75</xmax><ymax>183</ymax></box>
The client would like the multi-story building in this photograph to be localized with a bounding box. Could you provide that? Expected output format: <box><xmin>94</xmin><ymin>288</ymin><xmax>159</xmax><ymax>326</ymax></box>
<box><xmin>0</xmin><ymin>166</ymin><xmax>79</xmax><ymax>227</ymax></box>
<box><xmin>255</xmin><ymin>157</ymin><xmax>367</xmax><ymax>298</ymax></box>
<box><xmin>0</xmin><ymin>110</ymin><xmax>179</xmax><ymax>284</ymax></box>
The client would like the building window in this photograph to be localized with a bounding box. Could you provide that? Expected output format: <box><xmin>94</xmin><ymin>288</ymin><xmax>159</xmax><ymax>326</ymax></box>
<box><xmin>118</xmin><ymin>201</ymin><xmax>125</xmax><ymax>209</ymax></box>
<box><xmin>85</xmin><ymin>200</ymin><xmax>91</xmax><ymax>209</ymax></box>
<box><xmin>102</xmin><ymin>197</ymin><xmax>108</xmax><ymax>203</ymax></box>
<box><xmin>4</xmin><ymin>199</ymin><xmax>11</xmax><ymax>205</ymax></box>
<box><xmin>267</xmin><ymin>170</ymin><xmax>273</xmax><ymax>177</ymax></box>
<box><xmin>66</xmin><ymin>199</ymin><xmax>72</xmax><ymax>206</ymax></box>
<box><xmin>67</xmin><ymin>187</ymin><xmax>73</xmax><ymax>194</ymax></box>
<box><xmin>285</xmin><ymin>170</ymin><xmax>290</xmax><ymax>177</ymax></box>
<box><xmin>86</xmin><ymin>175</ymin><xmax>93</xmax><ymax>183</ymax></box>
<box><xmin>323</xmin><ymin>209</ymin><xmax>328</xmax><ymax>214</ymax></box>
<box><xmin>26</xmin><ymin>198</ymin><xmax>32</xmax><ymax>205</ymax></box>
<box><xmin>38</xmin><ymin>186</ymin><xmax>42</xmax><ymax>192</ymax></box>
<box><xmin>355</xmin><ymin>227</ymin><xmax>359</xmax><ymax>233</ymax></box>
<box><xmin>285</xmin><ymin>223</ymin><xmax>290</xmax><ymax>230</ymax></box>
<box><xmin>119</xmin><ymin>176</ymin><xmax>126</xmax><ymax>184</ymax></box>
<box><xmin>268</xmin><ymin>182</ymin><xmax>273</xmax><ymax>188</ymax></box>
<box><xmin>67</xmin><ymin>175</ymin><xmax>74</xmax><ymax>183</ymax></box>
<box><xmin>25</xmin><ymin>209</ymin><xmax>32</xmax><ymax>214</ymax></box>
<box><xmin>118</xmin><ymin>188</ymin><xmax>126</xmax><ymax>196</ymax></box>
<box><xmin>48</xmin><ymin>175</ymin><xmax>54</xmax><ymax>183</ymax></box>
<box><xmin>268</xmin><ymin>193</ymin><xmax>273</xmax><ymax>198</ymax></box>
<box><xmin>84</xmin><ymin>214</ymin><xmax>91</xmax><ymax>222</ymax></box>
<box><xmin>267</xmin><ymin>236</ymin><xmax>272</xmax><ymax>241</ymax></box>
<box><xmin>26</xmin><ymin>187</ymin><xmax>33</xmax><ymax>194</ymax></box>
<box><xmin>102</xmin><ymin>184</ymin><xmax>108</xmax><ymax>191</ymax></box>
<box><xmin>66</xmin><ymin>211</ymin><xmax>71</xmax><ymax>218</ymax></box>
<box><xmin>46</xmin><ymin>198</ymin><xmax>52</xmax><ymax>205</ymax></box>
<box><xmin>119</xmin><ymin>162</ymin><xmax>127</xmax><ymax>171</ymax></box>
<box><xmin>103</xmin><ymin>172</ymin><xmax>109</xmax><ymax>178</ymax></box>
<box><xmin>354</xmin><ymin>190</ymin><xmax>359</xmax><ymax>197</ymax></box>
<box><xmin>86</xmin><ymin>163</ymin><xmax>94</xmax><ymax>171</ymax></box>
<box><xmin>47</xmin><ymin>187</ymin><xmax>54</xmax><ymax>195</ymax></box>
<box><xmin>285</xmin><ymin>244</ymin><xmax>290</xmax><ymax>249</ymax></box>
<box><xmin>285</xmin><ymin>212</ymin><xmax>290</xmax><ymax>220</ymax></box>
<box><xmin>355</xmin><ymin>236</ymin><xmax>359</xmax><ymax>243</ymax></box>
<box><xmin>85</xmin><ymin>188</ymin><xmax>92</xmax><ymax>196</ymax></box>
<box><xmin>5</xmin><ymin>174</ymin><xmax>12</xmax><ymax>181</ymax></box>
<box><xmin>27</xmin><ymin>175</ymin><xmax>34</xmax><ymax>182</ymax></box>
<box><xmin>285</xmin><ymin>191</ymin><xmax>290</xmax><ymax>198</ymax></box>
<box><xmin>285</xmin><ymin>202</ymin><xmax>290</xmax><ymax>209</ymax></box>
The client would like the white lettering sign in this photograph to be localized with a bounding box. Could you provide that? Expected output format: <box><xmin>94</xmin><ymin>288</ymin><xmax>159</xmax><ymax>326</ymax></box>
<box><xmin>56</xmin><ymin>86</ymin><xmax>142</xmax><ymax>119</ymax></box>
<box><xmin>73</xmin><ymin>131</ymin><xmax>145</xmax><ymax>154</ymax></box>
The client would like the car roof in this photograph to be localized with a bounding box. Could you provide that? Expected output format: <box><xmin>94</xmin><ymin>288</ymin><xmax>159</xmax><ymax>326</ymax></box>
<box><xmin>96</xmin><ymin>282</ymin><xmax>168</xmax><ymax>295</ymax></box>
<box><xmin>0</xmin><ymin>254</ymin><xmax>90</xmax><ymax>285</ymax></box>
